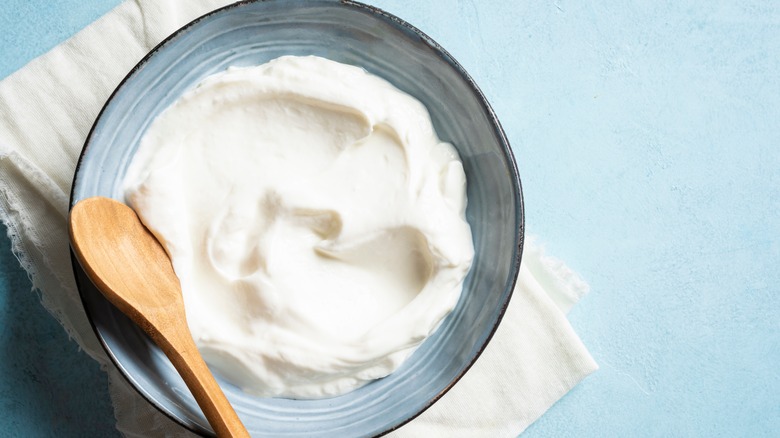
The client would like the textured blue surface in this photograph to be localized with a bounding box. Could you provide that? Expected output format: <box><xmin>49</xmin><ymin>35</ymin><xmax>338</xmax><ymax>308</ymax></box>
<box><xmin>1</xmin><ymin>0</ymin><xmax>778</xmax><ymax>437</ymax></box>
<box><xmin>0</xmin><ymin>233</ymin><xmax>118</xmax><ymax>436</ymax></box>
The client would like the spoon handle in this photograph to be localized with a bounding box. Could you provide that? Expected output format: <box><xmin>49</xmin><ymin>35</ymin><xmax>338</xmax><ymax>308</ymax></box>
<box><xmin>157</xmin><ymin>321</ymin><xmax>251</xmax><ymax>438</ymax></box>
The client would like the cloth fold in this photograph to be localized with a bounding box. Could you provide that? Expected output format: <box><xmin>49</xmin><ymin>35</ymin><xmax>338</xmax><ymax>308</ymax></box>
<box><xmin>0</xmin><ymin>1</ymin><xmax>597</xmax><ymax>436</ymax></box>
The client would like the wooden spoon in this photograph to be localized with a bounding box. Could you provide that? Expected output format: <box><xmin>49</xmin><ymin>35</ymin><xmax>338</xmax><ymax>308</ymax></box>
<box><xmin>69</xmin><ymin>196</ymin><xmax>250</xmax><ymax>438</ymax></box>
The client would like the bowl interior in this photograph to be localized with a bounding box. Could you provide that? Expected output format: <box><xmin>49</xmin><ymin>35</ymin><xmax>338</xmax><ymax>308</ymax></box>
<box><xmin>71</xmin><ymin>1</ymin><xmax>523</xmax><ymax>436</ymax></box>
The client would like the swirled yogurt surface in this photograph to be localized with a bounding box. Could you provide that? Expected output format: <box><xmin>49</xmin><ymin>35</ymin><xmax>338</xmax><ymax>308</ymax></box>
<box><xmin>123</xmin><ymin>55</ymin><xmax>474</xmax><ymax>398</ymax></box>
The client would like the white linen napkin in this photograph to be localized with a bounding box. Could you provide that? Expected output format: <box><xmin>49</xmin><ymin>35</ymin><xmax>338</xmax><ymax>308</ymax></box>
<box><xmin>0</xmin><ymin>1</ymin><xmax>597</xmax><ymax>436</ymax></box>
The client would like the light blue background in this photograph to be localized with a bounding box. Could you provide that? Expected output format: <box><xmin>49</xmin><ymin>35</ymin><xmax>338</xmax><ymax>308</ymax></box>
<box><xmin>1</xmin><ymin>1</ymin><xmax>778</xmax><ymax>436</ymax></box>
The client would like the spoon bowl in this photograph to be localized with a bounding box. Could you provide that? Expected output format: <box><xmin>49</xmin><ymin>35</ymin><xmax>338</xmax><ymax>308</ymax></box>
<box><xmin>70</xmin><ymin>0</ymin><xmax>523</xmax><ymax>435</ymax></box>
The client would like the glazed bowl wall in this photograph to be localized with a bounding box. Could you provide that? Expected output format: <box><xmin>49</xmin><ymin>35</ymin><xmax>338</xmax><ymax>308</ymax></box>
<box><xmin>71</xmin><ymin>1</ymin><xmax>523</xmax><ymax>436</ymax></box>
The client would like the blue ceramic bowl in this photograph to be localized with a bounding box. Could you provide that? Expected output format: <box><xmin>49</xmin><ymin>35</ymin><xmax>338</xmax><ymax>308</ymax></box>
<box><xmin>70</xmin><ymin>1</ymin><xmax>524</xmax><ymax>436</ymax></box>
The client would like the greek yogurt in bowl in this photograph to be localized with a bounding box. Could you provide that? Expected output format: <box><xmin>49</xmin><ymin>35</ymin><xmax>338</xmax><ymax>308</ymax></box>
<box><xmin>123</xmin><ymin>55</ymin><xmax>474</xmax><ymax>398</ymax></box>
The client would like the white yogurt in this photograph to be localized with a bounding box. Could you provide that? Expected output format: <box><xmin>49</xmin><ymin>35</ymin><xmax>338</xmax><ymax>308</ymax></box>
<box><xmin>123</xmin><ymin>56</ymin><xmax>474</xmax><ymax>398</ymax></box>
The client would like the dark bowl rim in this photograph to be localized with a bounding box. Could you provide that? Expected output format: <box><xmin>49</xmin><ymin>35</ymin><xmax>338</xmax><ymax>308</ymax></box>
<box><xmin>68</xmin><ymin>0</ymin><xmax>525</xmax><ymax>436</ymax></box>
